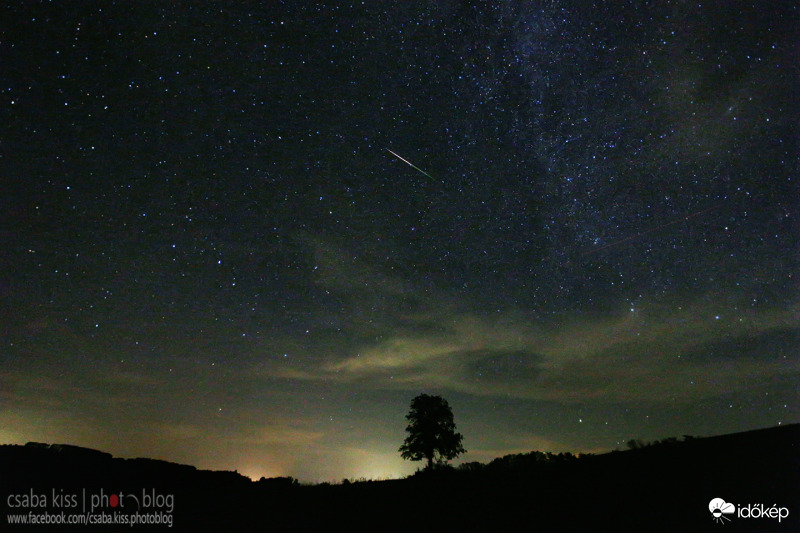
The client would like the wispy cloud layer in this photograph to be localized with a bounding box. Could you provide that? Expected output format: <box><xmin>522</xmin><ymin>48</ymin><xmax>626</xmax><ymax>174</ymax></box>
<box><xmin>262</xmin><ymin>274</ymin><xmax>799</xmax><ymax>403</ymax></box>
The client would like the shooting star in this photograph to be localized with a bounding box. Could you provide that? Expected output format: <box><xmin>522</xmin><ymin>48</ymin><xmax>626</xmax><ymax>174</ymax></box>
<box><xmin>386</xmin><ymin>148</ymin><xmax>437</xmax><ymax>181</ymax></box>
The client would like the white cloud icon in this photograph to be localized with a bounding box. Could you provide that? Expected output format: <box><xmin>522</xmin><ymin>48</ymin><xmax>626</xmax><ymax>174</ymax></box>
<box><xmin>709</xmin><ymin>498</ymin><xmax>736</xmax><ymax>522</ymax></box>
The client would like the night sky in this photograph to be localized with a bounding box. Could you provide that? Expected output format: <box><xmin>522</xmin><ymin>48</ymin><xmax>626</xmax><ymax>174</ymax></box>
<box><xmin>2</xmin><ymin>1</ymin><xmax>798</xmax><ymax>482</ymax></box>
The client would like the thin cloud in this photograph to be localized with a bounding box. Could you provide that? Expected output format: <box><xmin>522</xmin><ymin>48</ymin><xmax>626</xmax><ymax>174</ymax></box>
<box><xmin>261</xmin><ymin>298</ymin><xmax>799</xmax><ymax>403</ymax></box>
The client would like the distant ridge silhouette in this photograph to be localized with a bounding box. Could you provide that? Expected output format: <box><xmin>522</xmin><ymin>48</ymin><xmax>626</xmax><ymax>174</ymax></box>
<box><xmin>1</xmin><ymin>424</ymin><xmax>798</xmax><ymax>532</ymax></box>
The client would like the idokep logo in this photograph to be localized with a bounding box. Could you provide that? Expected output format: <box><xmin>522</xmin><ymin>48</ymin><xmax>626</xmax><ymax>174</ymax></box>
<box><xmin>709</xmin><ymin>497</ymin><xmax>790</xmax><ymax>525</ymax></box>
<box><xmin>709</xmin><ymin>498</ymin><xmax>735</xmax><ymax>524</ymax></box>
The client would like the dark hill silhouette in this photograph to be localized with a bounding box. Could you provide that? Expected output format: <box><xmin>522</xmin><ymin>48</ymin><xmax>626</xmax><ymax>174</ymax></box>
<box><xmin>1</xmin><ymin>424</ymin><xmax>798</xmax><ymax>532</ymax></box>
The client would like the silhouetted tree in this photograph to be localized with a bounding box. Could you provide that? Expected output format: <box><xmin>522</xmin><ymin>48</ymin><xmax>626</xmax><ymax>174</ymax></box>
<box><xmin>399</xmin><ymin>394</ymin><xmax>466</xmax><ymax>470</ymax></box>
<box><xmin>627</xmin><ymin>439</ymin><xmax>647</xmax><ymax>450</ymax></box>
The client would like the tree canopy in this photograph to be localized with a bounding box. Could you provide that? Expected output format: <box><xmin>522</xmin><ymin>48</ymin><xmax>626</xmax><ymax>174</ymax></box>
<box><xmin>399</xmin><ymin>394</ymin><xmax>466</xmax><ymax>470</ymax></box>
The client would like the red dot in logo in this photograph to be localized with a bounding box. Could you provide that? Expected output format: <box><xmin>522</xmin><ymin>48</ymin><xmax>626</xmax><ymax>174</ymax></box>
<box><xmin>109</xmin><ymin>494</ymin><xmax>119</xmax><ymax>507</ymax></box>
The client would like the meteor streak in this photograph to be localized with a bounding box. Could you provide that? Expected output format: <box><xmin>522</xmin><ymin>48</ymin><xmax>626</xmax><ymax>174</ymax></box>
<box><xmin>386</xmin><ymin>148</ymin><xmax>436</xmax><ymax>181</ymax></box>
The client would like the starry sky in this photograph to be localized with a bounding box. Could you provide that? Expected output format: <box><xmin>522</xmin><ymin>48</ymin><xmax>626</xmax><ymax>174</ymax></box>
<box><xmin>2</xmin><ymin>1</ymin><xmax>798</xmax><ymax>482</ymax></box>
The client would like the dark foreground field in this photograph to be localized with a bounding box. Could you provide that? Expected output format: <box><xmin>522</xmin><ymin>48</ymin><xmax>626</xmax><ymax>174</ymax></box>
<box><xmin>2</xmin><ymin>424</ymin><xmax>798</xmax><ymax>532</ymax></box>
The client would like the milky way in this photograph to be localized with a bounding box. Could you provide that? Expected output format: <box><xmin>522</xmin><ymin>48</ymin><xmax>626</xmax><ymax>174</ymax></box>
<box><xmin>2</xmin><ymin>2</ymin><xmax>798</xmax><ymax>481</ymax></box>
